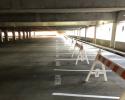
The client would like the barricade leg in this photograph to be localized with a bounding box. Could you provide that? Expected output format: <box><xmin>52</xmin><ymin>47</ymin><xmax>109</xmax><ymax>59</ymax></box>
<box><xmin>85</xmin><ymin>61</ymin><xmax>108</xmax><ymax>82</ymax></box>
<box><xmin>72</xmin><ymin>45</ymin><xmax>76</xmax><ymax>58</ymax></box>
<box><xmin>75</xmin><ymin>49</ymin><xmax>81</xmax><ymax>65</ymax></box>
<box><xmin>69</xmin><ymin>40</ymin><xmax>75</xmax><ymax>50</ymax></box>
<box><xmin>84</xmin><ymin>49</ymin><xmax>89</xmax><ymax>64</ymax></box>
<box><xmin>85</xmin><ymin>61</ymin><xmax>97</xmax><ymax>82</ymax></box>
<box><xmin>102</xmin><ymin>64</ymin><xmax>108</xmax><ymax>81</ymax></box>
<box><xmin>80</xmin><ymin>50</ymin><xmax>84</xmax><ymax>61</ymax></box>
<box><xmin>80</xmin><ymin>49</ymin><xmax>89</xmax><ymax>64</ymax></box>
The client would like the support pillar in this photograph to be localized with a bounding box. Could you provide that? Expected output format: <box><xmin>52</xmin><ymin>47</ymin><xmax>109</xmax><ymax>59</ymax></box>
<box><xmin>34</xmin><ymin>32</ymin><xmax>35</xmax><ymax>37</ymax></box>
<box><xmin>26</xmin><ymin>31</ymin><xmax>29</xmax><ymax>39</ymax></box>
<box><xmin>94</xmin><ymin>26</ymin><xmax>97</xmax><ymax>44</ymax></box>
<box><xmin>18</xmin><ymin>31</ymin><xmax>21</xmax><ymax>40</ymax></box>
<box><xmin>110</xmin><ymin>22</ymin><xmax>117</xmax><ymax>48</ymax></box>
<box><xmin>85</xmin><ymin>27</ymin><xmax>87</xmax><ymax>42</ymax></box>
<box><xmin>12</xmin><ymin>30</ymin><xmax>16</xmax><ymax>42</ymax></box>
<box><xmin>0</xmin><ymin>30</ymin><xmax>2</xmax><ymax>43</ymax></box>
<box><xmin>29</xmin><ymin>31</ymin><xmax>31</xmax><ymax>38</ymax></box>
<box><xmin>3</xmin><ymin>30</ymin><xmax>8</xmax><ymax>43</ymax></box>
<box><xmin>23</xmin><ymin>31</ymin><xmax>25</xmax><ymax>39</ymax></box>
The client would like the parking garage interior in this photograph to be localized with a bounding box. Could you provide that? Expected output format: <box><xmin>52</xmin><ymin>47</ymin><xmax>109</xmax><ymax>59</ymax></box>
<box><xmin>0</xmin><ymin>0</ymin><xmax>125</xmax><ymax>100</ymax></box>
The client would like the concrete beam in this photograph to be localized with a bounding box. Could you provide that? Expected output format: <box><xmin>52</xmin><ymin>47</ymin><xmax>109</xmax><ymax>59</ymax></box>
<box><xmin>0</xmin><ymin>12</ymin><xmax>115</xmax><ymax>22</ymax></box>
<box><xmin>0</xmin><ymin>21</ymin><xmax>96</xmax><ymax>27</ymax></box>
<box><xmin>0</xmin><ymin>8</ymin><xmax>125</xmax><ymax>13</ymax></box>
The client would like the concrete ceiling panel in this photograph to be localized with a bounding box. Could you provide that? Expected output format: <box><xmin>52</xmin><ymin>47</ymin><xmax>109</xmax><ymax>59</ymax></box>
<box><xmin>0</xmin><ymin>0</ymin><xmax>11</xmax><ymax>9</ymax></box>
<box><xmin>21</xmin><ymin>0</ymin><xmax>56</xmax><ymax>9</ymax></box>
<box><xmin>93</xmin><ymin>0</ymin><xmax>116</xmax><ymax>7</ymax></box>
<box><xmin>0</xmin><ymin>0</ymin><xmax>125</xmax><ymax>10</ymax></box>
<box><xmin>116</xmin><ymin>0</ymin><xmax>125</xmax><ymax>7</ymax></box>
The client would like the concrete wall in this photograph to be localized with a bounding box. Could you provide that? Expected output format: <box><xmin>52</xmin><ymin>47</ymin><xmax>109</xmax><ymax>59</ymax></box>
<box><xmin>117</xmin><ymin>11</ymin><xmax>125</xmax><ymax>21</ymax></box>
<box><xmin>70</xmin><ymin>36</ymin><xmax>111</xmax><ymax>47</ymax></box>
<box><xmin>115</xmin><ymin>41</ymin><xmax>125</xmax><ymax>52</ymax></box>
<box><xmin>96</xmin><ymin>39</ymin><xmax>110</xmax><ymax>47</ymax></box>
<box><xmin>86</xmin><ymin>38</ymin><xmax>94</xmax><ymax>43</ymax></box>
<box><xmin>85</xmin><ymin>38</ymin><xmax>111</xmax><ymax>48</ymax></box>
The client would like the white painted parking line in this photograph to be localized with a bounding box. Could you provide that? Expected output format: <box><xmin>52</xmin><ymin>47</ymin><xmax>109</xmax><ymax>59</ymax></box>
<box><xmin>57</xmin><ymin>53</ymin><xmax>97</xmax><ymax>55</ymax></box>
<box><xmin>57</xmin><ymin>53</ymin><xmax>73</xmax><ymax>54</ymax></box>
<box><xmin>52</xmin><ymin>93</ymin><xmax>120</xmax><ymax>99</ymax></box>
<box><xmin>54</xmin><ymin>69</ymin><xmax>112</xmax><ymax>72</ymax></box>
<box><xmin>56</xmin><ymin>58</ymin><xmax>123</xmax><ymax>61</ymax></box>
<box><xmin>56</xmin><ymin>58</ymin><xmax>95</xmax><ymax>61</ymax></box>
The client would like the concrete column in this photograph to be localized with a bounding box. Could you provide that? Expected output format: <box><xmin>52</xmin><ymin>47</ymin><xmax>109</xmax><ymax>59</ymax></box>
<box><xmin>18</xmin><ymin>31</ymin><xmax>21</xmax><ymax>40</ymax></box>
<box><xmin>26</xmin><ymin>31</ymin><xmax>29</xmax><ymax>39</ymax></box>
<box><xmin>29</xmin><ymin>31</ymin><xmax>31</xmax><ymax>38</ymax></box>
<box><xmin>79</xmin><ymin>28</ymin><xmax>81</xmax><ymax>37</ymax></box>
<box><xmin>73</xmin><ymin>30</ymin><xmax>75</xmax><ymax>35</ymax></box>
<box><xmin>0</xmin><ymin>30</ymin><xmax>2</xmax><ymax>43</ymax></box>
<box><xmin>12</xmin><ymin>31</ymin><xmax>16</xmax><ymax>42</ymax></box>
<box><xmin>85</xmin><ymin>27</ymin><xmax>87</xmax><ymax>42</ymax></box>
<box><xmin>77</xmin><ymin>28</ymin><xmax>81</xmax><ymax>39</ymax></box>
<box><xmin>3</xmin><ymin>30</ymin><xmax>8</xmax><ymax>43</ymax></box>
<box><xmin>110</xmin><ymin>22</ymin><xmax>117</xmax><ymax>48</ymax></box>
<box><xmin>94</xmin><ymin>26</ymin><xmax>97</xmax><ymax>44</ymax></box>
<box><xmin>23</xmin><ymin>31</ymin><xmax>25</xmax><ymax>39</ymax></box>
<box><xmin>77</xmin><ymin>29</ymin><xmax>79</xmax><ymax>37</ymax></box>
<box><xmin>34</xmin><ymin>32</ymin><xmax>35</xmax><ymax>37</ymax></box>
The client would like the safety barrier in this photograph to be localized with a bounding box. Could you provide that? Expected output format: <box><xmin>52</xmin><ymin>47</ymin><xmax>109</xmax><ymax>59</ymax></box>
<box><xmin>85</xmin><ymin>49</ymin><xmax>125</xmax><ymax>82</ymax></box>
<box><xmin>64</xmin><ymin>35</ymin><xmax>74</xmax><ymax>47</ymax></box>
<box><xmin>72</xmin><ymin>41</ymin><xmax>89</xmax><ymax>65</ymax></box>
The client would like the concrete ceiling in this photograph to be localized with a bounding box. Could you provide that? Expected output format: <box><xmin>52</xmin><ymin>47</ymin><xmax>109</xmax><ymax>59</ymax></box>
<box><xmin>0</xmin><ymin>0</ymin><xmax>125</xmax><ymax>30</ymax></box>
<box><xmin>0</xmin><ymin>0</ymin><xmax>125</xmax><ymax>9</ymax></box>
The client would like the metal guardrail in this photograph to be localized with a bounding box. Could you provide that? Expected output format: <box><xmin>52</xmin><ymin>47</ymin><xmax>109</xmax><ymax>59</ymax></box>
<box><xmin>66</xmin><ymin>35</ymin><xmax>125</xmax><ymax>57</ymax></box>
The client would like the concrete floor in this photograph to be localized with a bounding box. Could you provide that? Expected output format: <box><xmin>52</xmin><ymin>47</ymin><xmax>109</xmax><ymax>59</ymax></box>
<box><xmin>0</xmin><ymin>36</ymin><xmax>125</xmax><ymax>100</ymax></box>
<box><xmin>0</xmin><ymin>37</ymin><xmax>56</xmax><ymax>100</ymax></box>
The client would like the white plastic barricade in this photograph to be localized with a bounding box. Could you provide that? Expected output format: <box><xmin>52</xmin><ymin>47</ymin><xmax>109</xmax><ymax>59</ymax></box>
<box><xmin>64</xmin><ymin>36</ymin><xmax>75</xmax><ymax>48</ymax></box>
<box><xmin>72</xmin><ymin>42</ymin><xmax>89</xmax><ymax>65</ymax></box>
<box><xmin>85</xmin><ymin>49</ymin><xmax>125</xmax><ymax>82</ymax></box>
